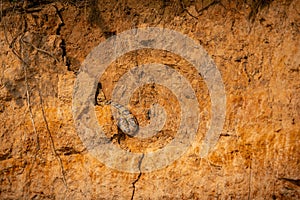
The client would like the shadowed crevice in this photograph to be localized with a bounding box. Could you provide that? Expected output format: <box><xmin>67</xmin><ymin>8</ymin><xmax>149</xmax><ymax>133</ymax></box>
<box><xmin>131</xmin><ymin>154</ymin><xmax>144</xmax><ymax>200</ymax></box>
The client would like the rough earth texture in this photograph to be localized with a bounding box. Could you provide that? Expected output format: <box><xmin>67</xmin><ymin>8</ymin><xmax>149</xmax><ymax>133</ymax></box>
<box><xmin>0</xmin><ymin>0</ymin><xmax>299</xmax><ymax>199</ymax></box>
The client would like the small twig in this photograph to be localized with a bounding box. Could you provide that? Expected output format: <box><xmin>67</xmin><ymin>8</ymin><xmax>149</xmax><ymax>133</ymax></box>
<box><xmin>197</xmin><ymin>0</ymin><xmax>221</xmax><ymax>15</ymax></box>
<box><xmin>3</xmin><ymin>14</ymin><xmax>38</xmax><ymax>150</ymax></box>
<box><xmin>179</xmin><ymin>0</ymin><xmax>224</xmax><ymax>19</ymax></box>
<box><xmin>179</xmin><ymin>0</ymin><xmax>198</xmax><ymax>19</ymax></box>
<box><xmin>24</xmin><ymin>60</ymin><xmax>39</xmax><ymax>151</ymax></box>
<box><xmin>0</xmin><ymin>2</ymin><xmax>42</xmax><ymax>21</ymax></box>
<box><xmin>38</xmin><ymin>89</ymin><xmax>68</xmax><ymax>190</ymax></box>
<box><xmin>3</xmin><ymin>19</ymin><xmax>31</xmax><ymax>69</ymax></box>
<box><xmin>21</xmin><ymin>38</ymin><xmax>59</xmax><ymax>63</ymax></box>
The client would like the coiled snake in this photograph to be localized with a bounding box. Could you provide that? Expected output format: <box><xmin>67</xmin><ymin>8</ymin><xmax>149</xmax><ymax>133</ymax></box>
<box><xmin>95</xmin><ymin>83</ymin><xmax>139</xmax><ymax>137</ymax></box>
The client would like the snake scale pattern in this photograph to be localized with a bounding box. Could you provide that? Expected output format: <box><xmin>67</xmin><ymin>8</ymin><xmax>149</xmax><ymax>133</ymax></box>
<box><xmin>95</xmin><ymin>84</ymin><xmax>139</xmax><ymax>136</ymax></box>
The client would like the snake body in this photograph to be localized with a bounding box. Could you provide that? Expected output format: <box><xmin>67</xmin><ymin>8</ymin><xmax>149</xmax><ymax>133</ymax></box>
<box><xmin>95</xmin><ymin>85</ymin><xmax>139</xmax><ymax>136</ymax></box>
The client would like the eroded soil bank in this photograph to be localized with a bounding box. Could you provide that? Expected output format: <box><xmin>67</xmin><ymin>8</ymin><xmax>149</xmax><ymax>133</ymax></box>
<box><xmin>0</xmin><ymin>0</ymin><xmax>299</xmax><ymax>199</ymax></box>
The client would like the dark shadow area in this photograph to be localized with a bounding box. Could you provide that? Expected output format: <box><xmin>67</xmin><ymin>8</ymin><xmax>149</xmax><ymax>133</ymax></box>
<box><xmin>87</xmin><ymin>0</ymin><xmax>116</xmax><ymax>38</ymax></box>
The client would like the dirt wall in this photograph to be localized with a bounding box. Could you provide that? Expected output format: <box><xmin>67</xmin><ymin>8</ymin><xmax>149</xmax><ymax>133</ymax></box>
<box><xmin>0</xmin><ymin>0</ymin><xmax>299</xmax><ymax>199</ymax></box>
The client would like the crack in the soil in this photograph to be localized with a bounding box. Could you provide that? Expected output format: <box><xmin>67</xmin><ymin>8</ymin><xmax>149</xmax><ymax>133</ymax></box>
<box><xmin>52</xmin><ymin>4</ymin><xmax>72</xmax><ymax>73</ymax></box>
<box><xmin>131</xmin><ymin>154</ymin><xmax>144</xmax><ymax>200</ymax></box>
<box><xmin>53</xmin><ymin>4</ymin><xmax>64</xmax><ymax>36</ymax></box>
